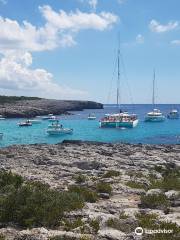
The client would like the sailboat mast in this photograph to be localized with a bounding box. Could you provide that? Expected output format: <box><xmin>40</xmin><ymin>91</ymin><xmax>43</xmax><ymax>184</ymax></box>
<box><xmin>117</xmin><ymin>35</ymin><xmax>120</xmax><ymax>110</ymax></box>
<box><xmin>152</xmin><ymin>69</ymin><xmax>155</xmax><ymax>108</ymax></box>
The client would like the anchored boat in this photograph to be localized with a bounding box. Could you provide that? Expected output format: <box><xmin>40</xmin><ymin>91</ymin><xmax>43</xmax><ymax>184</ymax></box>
<box><xmin>100</xmin><ymin>36</ymin><xmax>139</xmax><ymax>128</ymax></box>
<box><xmin>167</xmin><ymin>109</ymin><xmax>179</xmax><ymax>119</ymax></box>
<box><xmin>88</xmin><ymin>114</ymin><xmax>96</xmax><ymax>120</ymax></box>
<box><xmin>29</xmin><ymin>119</ymin><xmax>42</xmax><ymax>124</ymax></box>
<box><xmin>47</xmin><ymin>121</ymin><xmax>73</xmax><ymax>135</ymax></box>
<box><xmin>145</xmin><ymin>70</ymin><xmax>165</xmax><ymax>122</ymax></box>
<box><xmin>18</xmin><ymin>120</ymin><xmax>32</xmax><ymax>127</ymax></box>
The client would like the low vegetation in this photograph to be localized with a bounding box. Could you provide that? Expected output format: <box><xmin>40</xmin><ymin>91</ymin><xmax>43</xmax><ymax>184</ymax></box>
<box><xmin>0</xmin><ymin>95</ymin><xmax>40</xmax><ymax>104</ymax></box>
<box><xmin>74</xmin><ymin>174</ymin><xmax>86</xmax><ymax>184</ymax></box>
<box><xmin>0</xmin><ymin>171</ymin><xmax>84</xmax><ymax>228</ymax></box>
<box><xmin>106</xmin><ymin>217</ymin><xmax>136</xmax><ymax>233</ymax></box>
<box><xmin>68</xmin><ymin>185</ymin><xmax>98</xmax><ymax>203</ymax></box>
<box><xmin>0</xmin><ymin>235</ymin><xmax>5</xmax><ymax>240</ymax></box>
<box><xmin>96</xmin><ymin>182</ymin><xmax>112</xmax><ymax>195</ymax></box>
<box><xmin>150</xmin><ymin>164</ymin><xmax>180</xmax><ymax>191</ymax></box>
<box><xmin>119</xmin><ymin>211</ymin><xmax>129</xmax><ymax>219</ymax></box>
<box><xmin>62</xmin><ymin>217</ymin><xmax>84</xmax><ymax>231</ymax></box>
<box><xmin>136</xmin><ymin>212</ymin><xmax>180</xmax><ymax>240</ymax></box>
<box><xmin>89</xmin><ymin>219</ymin><xmax>100</xmax><ymax>233</ymax></box>
<box><xmin>102</xmin><ymin>170</ymin><xmax>121</xmax><ymax>178</ymax></box>
<box><xmin>126</xmin><ymin>180</ymin><xmax>147</xmax><ymax>190</ymax></box>
<box><xmin>140</xmin><ymin>193</ymin><xmax>169</xmax><ymax>209</ymax></box>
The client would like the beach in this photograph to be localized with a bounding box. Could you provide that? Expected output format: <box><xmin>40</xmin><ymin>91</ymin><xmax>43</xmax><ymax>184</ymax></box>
<box><xmin>0</xmin><ymin>140</ymin><xmax>179</xmax><ymax>240</ymax></box>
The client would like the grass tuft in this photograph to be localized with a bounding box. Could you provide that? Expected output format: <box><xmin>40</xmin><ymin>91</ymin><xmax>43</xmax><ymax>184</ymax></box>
<box><xmin>96</xmin><ymin>182</ymin><xmax>112</xmax><ymax>195</ymax></box>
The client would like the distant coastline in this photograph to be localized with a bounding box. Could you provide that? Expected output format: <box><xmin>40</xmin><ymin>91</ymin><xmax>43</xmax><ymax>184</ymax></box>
<box><xmin>0</xmin><ymin>95</ymin><xmax>103</xmax><ymax>118</ymax></box>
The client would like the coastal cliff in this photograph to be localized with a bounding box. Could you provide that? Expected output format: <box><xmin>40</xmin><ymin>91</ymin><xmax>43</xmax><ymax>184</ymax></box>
<box><xmin>0</xmin><ymin>96</ymin><xmax>103</xmax><ymax>118</ymax></box>
<box><xmin>0</xmin><ymin>141</ymin><xmax>179</xmax><ymax>240</ymax></box>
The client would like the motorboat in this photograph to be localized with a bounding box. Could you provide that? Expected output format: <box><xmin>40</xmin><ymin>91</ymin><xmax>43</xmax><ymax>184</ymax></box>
<box><xmin>47</xmin><ymin>122</ymin><xmax>73</xmax><ymax>135</ymax></box>
<box><xmin>0</xmin><ymin>115</ymin><xmax>5</xmax><ymax>120</ymax></box>
<box><xmin>49</xmin><ymin>116</ymin><xmax>59</xmax><ymax>122</ymax></box>
<box><xmin>18</xmin><ymin>120</ymin><xmax>32</xmax><ymax>127</ymax></box>
<box><xmin>88</xmin><ymin>114</ymin><xmax>96</xmax><ymax>120</ymax></box>
<box><xmin>167</xmin><ymin>109</ymin><xmax>179</xmax><ymax>119</ymax></box>
<box><xmin>28</xmin><ymin>119</ymin><xmax>42</xmax><ymax>124</ymax></box>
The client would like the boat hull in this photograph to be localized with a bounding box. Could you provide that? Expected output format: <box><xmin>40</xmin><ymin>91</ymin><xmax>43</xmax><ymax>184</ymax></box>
<box><xmin>47</xmin><ymin>128</ymin><xmax>73</xmax><ymax>135</ymax></box>
<box><xmin>88</xmin><ymin>117</ymin><xmax>96</xmax><ymax>120</ymax></box>
<box><xmin>100</xmin><ymin>119</ymin><xmax>139</xmax><ymax>128</ymax></box>
<box><xmin>167</xmin><ymin>114</ymin><xmax>179</xmax><ymax>119</ymax></box>
<box><xmin>29</xmin><ymin>120</ymin><xmax>42</xmax><ymax>124</ymax></box>
<box><xmin>145</xmin><ymin>116</ymin><xmax>165</xmax><ymax>122</ymax></box>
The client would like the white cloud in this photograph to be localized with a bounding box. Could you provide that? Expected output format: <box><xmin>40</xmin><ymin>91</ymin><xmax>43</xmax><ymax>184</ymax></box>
<box><xmin>136</xmin><ymin>34</ymin><xmax>144</xmax><ymax>44</ymax></box>
<box><xmin>0</xmin><ymin>52</ymin><xmax>86</xmax><ymax>99</ymax></box>
<box><xmin>149</xmin><ymin>19</ymin><xmax>178</xmax><ymax>33</ymax></box>
<box><xmin>0</xmin><ymin>5</ymin><xmax>118</xmax><ymax>99</ymax></box>
<box><xmin>40</xmin><ymin>5</ymin><xmax>118</xmax><ymax>32</ymax></box>
<box><xmin>171</xmin><ymin>40</ymin><xmax>180</xmax><ymax>45</ymax></box>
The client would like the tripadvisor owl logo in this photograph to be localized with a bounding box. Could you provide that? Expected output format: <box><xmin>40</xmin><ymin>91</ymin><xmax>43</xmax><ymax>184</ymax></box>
<box><xmin>135</xmin><ymin>227</ymin><xmax>143</xmax><ymax>236</ymax></box>
<box><xmin>135</xmin><ymin>227</ymin><xmax>173</xmax><ymax>236</ymax></box>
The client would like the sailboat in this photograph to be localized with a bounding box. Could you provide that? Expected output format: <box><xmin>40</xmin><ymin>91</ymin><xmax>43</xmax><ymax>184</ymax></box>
<box><xmin>145</xmin><ymin>70</ymin><xmax>165</xmax><ymax>122</ymax></box>
<box><xmin>99</xmin><ymin>38</ymin><xmax>139</xmax><ymax>128</ymax></box>
<box><xmin>167</xmin><ymin>109</ymin><xmax>179</xmax><ymax>119</ymax></box>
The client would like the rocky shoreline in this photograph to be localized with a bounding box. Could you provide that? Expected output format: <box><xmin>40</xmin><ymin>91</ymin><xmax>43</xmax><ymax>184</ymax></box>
<box><xmin>0</xmin><ymin>99</ymin><xmax>103</xmax><ymax>118</ymax></box>
<box><xmin>0</xmin><ymin>141</ymin><xmax>179</xmax><ymax>240</ymax></box>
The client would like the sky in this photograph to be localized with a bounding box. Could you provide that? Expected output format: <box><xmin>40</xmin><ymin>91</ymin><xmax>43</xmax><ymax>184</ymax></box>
<box><xmin>0</xmin><ymin>0</ymin><xmax>180</xmax><ymax>103</ymax></box>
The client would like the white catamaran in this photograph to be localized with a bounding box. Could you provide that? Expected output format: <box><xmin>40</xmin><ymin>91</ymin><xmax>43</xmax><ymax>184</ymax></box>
<box><xmin>100</xmin><ymin>39</ymin><xmax>139</xmax><ymax>128</ymax></box>
<box><xmin>145</xmin><ymin>70</ymin><xmax>165</xmax><ymax>122</ymax></box>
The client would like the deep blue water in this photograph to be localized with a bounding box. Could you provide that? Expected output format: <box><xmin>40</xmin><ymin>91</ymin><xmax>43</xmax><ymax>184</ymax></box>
<box><xmin>1</xmin><ymin>104</ymin><xmax>180</xmax><ymax>147</ymax></box>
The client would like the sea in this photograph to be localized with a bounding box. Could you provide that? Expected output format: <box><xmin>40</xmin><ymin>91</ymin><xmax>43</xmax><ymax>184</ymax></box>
<box><xmin>0</xmin><ymin>104</ymin><xmax>180</xmax><ymax>147</ymax></box>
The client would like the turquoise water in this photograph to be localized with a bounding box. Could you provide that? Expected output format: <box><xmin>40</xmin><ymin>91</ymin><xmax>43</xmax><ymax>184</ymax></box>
<box><xmin>1</xmin><ymin>104</ymin><xmax>180</xmax><ymax>147</ymax></box>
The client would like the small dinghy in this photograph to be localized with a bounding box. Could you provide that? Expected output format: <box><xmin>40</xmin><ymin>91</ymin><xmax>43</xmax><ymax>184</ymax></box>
<box><xmin>0</xmin><ymin>115</ymin><xmax>5</xmax><ymax>120</ymax></box>
<box><xmin>88</xmin><ymin>114</ymin><xmax>96</xmax><ymax>120</ymax></box>
<box><xmin>167</xmin><ymin>109</ymin><xmax>179</xmax><ymax>119</ymax></box>
<box><xmin>29</xmin><ymin>119</ymin><xmax>42</xmax><ymax>124</ymax></box>
<box><xmin>47</xmin><ymin>122</ymin><xmax>73</xmax><ymax>135</ymax></box>
<box><xmin>48</xmin><ymin>116</ymin><xmax>59</xmax><ymax>122</ymax></box>
<box><xmin>18</xmin><ymin>120</ymin><xmax>32</xmax><ymax>127</ymax></box>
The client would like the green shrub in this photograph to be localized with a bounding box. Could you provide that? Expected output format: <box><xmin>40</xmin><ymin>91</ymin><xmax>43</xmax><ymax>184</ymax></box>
<box><xmin>63</xmin><ymin>217</ymin><xmax>84</xmax><ymax>231</ymax></box>
<box><xmin>127</xmin><ymin>170</ymin><xmax>144</xmax><ymax>179</ymax></box>
<box><xmin>106</xmin><ymin>218</ymin><xmax>136</xmax><ymax>233</ymax></box>
<box><xmin>96</xmin><ymin>182</ymin><xmax>112</xmax><ymax>194</ymax></box>
<box><xmin>89</xmin><ymin>219</ymin><xmax>100</xmax><ymax>233</ymax></box>
<box><xmin>136</xmin><ymin>212</ymin><xmax>158</xmax><ymax>229</ymax></box>
<box><xmin>49</xmin><ymin>237</ymin><xmax>76</xmax><ymax>240</ymax></box>
<box><xmin>0</xmin><ymin>180</ymin><xmax>84</xmax><ymax>228</ymax></box>
<box><xmin>119</xmin><ymin>211</ymin><xmax>129</xmax><ymax>219</ymax></box>
<box><xmin>126</xmin><ymin>180</ymin><xmax>146</xmax><ymax>189</ymax></box>
<box><xmin>102</xmin><ymin>170</ymin><xmax>120</xmax><ymax>178</ymax></box>
<box><xmin>136</xmin><ymin>213</ymin><xmax>180</xmax><ymax>240</ymax></box>
<box><xmin>0</xmin><ymin>170</ymin><xmax>23</xmax><ymax>191</ymax></box>
<box><xmin>68</xmin><ymin>185</ymin><xmax>98</xmax><ymax>203</ymax></box>
<box><xmin>74</xmin><ymin>174</ymin><xmax>86</xmax><ymax>184</ymax></box>
<box><xmin>0</xmin><ymin>234</ymin><xmax>5</xmax><ymax>240</ymax></box>
<box><xmin>80</xmin><ymin>236</ymin><xmax>92</xmax><ymax>240</ymax></box>
<box><xmin>151</xmin><ymin>164</ymin><xmax>180</xmax><ymax>191</ymax></box>
<box><xmin>140</xmin><ymin>193</ymin><xmax>169</xmax><ymax>209</ymax></box>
